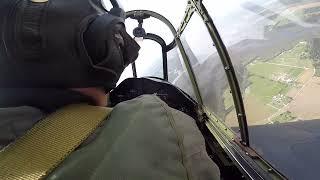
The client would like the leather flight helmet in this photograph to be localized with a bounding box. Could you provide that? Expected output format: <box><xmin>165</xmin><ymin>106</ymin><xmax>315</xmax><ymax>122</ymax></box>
<box><xmin>0</xmin><ymin>0</ymin><xmax>140</xmax><ymax>92</ymax></box>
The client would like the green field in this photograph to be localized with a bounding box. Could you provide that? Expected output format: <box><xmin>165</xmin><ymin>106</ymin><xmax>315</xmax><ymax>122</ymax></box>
<box><xmin>269</xmin><ymin>7</ymin><xmax>320</xmax><ymax>31</ymax></box>
<box><xmin>271</xmin><ymin>111</ymin><xmax>296</xmax><ymax>124</ymax></box>
<box><xmin>268</xmin><ymin>9</ymin><xmax>304</xmax><ymax>31</ymax></box>
<box><xmin>224</xmin><ymin>42</ymin><xmax>312</xmax><ymax>125</ymax></box>
<box><xmin>247</xmin><ymin>75</ymin><xmax>291</xmax><ymax>105</ymax></box>
<box><xmin>269</xmin><ymin>42</ymin><xmax>314</xmax><ymax>68</ymax></box>
<box><xmin>248</xmin><ymin>63</ymin><xmax>303</xmax><ymax>82</ymax></box>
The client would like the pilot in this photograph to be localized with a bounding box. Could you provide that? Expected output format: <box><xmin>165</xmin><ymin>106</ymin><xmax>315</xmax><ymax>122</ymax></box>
<box><xmin>0</xmin><ymin>0</ymin><xmax>220</xmax><ymax>179</ymax></box>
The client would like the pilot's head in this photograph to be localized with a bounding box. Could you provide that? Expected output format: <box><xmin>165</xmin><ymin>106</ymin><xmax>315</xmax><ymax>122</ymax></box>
<box><xmin>0</xmin><ymin>0</ymin><xmax>140</xmax><ymax>105</ymax></box>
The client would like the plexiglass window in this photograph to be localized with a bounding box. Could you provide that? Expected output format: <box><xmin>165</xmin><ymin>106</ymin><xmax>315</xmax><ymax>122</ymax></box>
<box><xmin>168</xmin><ymin>47</ymin><xmax>197</xmax><ymax>100</ymax></box>
<box><xmin>180</xmin><ymin>14</ymin><xmax>239</xmax><ymax>133</ymax></box>
<box><xmin>204</xmin><ymin>0</ymin><xmax>320</xmax><ymax>179</ymax></box>
<box><xmin>117</xmin><ymin>40</ymin><xmax>163</xmax><ymax>83</ymax></box>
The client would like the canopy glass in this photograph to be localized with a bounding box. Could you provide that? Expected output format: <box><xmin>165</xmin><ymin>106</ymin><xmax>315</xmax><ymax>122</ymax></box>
<box><xmin>109</xmin><ymin>0</ymin><xmax>320</xmax><ymax>179</ymax></box>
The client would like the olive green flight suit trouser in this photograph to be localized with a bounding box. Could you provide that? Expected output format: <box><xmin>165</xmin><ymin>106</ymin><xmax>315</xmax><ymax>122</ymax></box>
<box><xmin>47</xmin><ymin>95</ymin><xmax>220</xmax><ymax>180</ymax></box>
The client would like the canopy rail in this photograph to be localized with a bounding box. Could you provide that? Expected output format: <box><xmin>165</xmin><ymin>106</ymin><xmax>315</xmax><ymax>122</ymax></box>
<box><xmin>177</xmin><ymin>0</ymin><xmax>250</xmax><ymax>146</ymax></box>
<box><xmin>126</xmin><ymin>10</ymin><xmax>204</xmax><ymax>105</ymax></box>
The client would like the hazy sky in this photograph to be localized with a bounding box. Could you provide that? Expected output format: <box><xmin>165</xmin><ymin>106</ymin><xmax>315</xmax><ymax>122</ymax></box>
<box><xmin>107</xmin><ymin>0</ymin><xmax>319</xmax><ymax>82</ymax></box>
<box><xmin>109</xmin><ymin>0</ymin><xmax>187</xmax><ymax>82</ymax></box>
<box><xmin>110</xmin><ymin>0</ymin><xmax>259</xmax><ymax>82</ymax></box>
